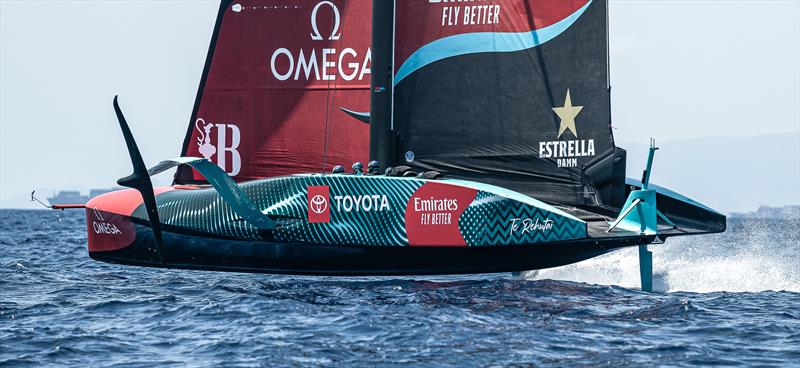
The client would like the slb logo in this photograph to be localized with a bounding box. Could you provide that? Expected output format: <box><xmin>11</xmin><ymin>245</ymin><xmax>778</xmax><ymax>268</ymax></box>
<box><xmin>195</xmin><ymin>118</ymin><xmax>242</xmax><ymax>176</ymax></box>
<box><xmin>307</xmin><ymin>186</ymin><xmax>331</xmax><ymax>223</ymax></box>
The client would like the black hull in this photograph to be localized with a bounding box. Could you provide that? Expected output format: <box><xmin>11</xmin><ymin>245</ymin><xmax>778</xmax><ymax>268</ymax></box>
<box><xmin>90</xmin><ymin>223</ymin><xmax>652</xmax><ymax>276</ymax></box>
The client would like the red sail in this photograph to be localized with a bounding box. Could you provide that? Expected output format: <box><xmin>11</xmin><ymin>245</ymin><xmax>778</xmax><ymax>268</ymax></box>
<box><xmin>176</xmin><ymin>0</ymin><xmax>372</xmax><ymax>183</ymax></box>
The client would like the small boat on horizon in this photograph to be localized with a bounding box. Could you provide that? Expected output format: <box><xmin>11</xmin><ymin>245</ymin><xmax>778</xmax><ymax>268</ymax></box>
<box><xmin>46</xmin><ymin>188</ymin><xmax>118</xmax><ymax>206</ymax></box>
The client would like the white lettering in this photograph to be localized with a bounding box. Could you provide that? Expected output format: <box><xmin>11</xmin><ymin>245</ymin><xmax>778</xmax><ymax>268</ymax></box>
<box><xmin>215</xmin><ymin>123</ymin><xmax>241</xmax><ymax>176</ymax></box>
<box><xmin>437</xmin><ymin>3</ymin><xmax>501</xmax><ymax>27</ymax></box>
<box><xmin>322</xmin><ymin>48</ymin><xmax>336</xmax><ymax>81</ymax></box>
<box><xmin>338</xmin><ymin>48</ymin><xmax>359</xmax><ymax>81</ymax></box>
<box><xmin>413</xmin><ymin>197</ymin><xmax>459</xmax><ymax>212</ymax></box>
<box><xmin>270</xmin><ymin>48</ymin><xmax>293</xmax><ymax>81</ymax></box>
<box><xmin>92</xmin><ymin>221</ymin><xmax>122</xmax><ymax>235</ymax></box>
<box><xmin>359</xmin><ymin>48</ymin><xmax>371</xmax><ymax>80</ymax></box>
<box><xmin>537</xmin><ymin>139</ymin><xmax>597</xmax><ymax>162</ymax></box>
<box><xmin>509</xmin><ymin>218</ymin><xmax>554</xmax><ymax>235</ymax></box>
<box><xmin>270</xmin><ymin>48</ymin><xmax>371</xmax><ymax>82</ymax></box>
<box><xmin>332</xmin><ymin>194</ymin><xmax>391</xmax><ymax>212</ymax></box>
<box><xmin>294</xmin><ymin>49</ymin><xmax>320</xmax><ymax>81</ymax></box>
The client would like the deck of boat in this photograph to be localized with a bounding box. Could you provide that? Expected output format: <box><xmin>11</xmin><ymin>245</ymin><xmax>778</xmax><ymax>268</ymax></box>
<box><xmin>558</xmin><ymin>205</ymin><xmax>714</xmax><ymax>240</ymax></box>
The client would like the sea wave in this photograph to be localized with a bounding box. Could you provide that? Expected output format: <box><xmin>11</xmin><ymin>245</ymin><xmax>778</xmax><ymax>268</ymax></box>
<box><xmin>1</xmin><ymin>210</ymin><xmax>798</xmax><ymax>367</ymax></box>
<box><xmin>524</xmin><ymin>218</ymin><xmax>800</xmax><ymax>293</ymax></box>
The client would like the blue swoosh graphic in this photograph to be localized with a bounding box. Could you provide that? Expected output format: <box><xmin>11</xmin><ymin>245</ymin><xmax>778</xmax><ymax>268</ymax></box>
<box><xmin>393</xmin><ymin>0</ymin><xmax>592</xmax><ymax>86</ymax></box>
<box><xmin>339</xmin><ymin>107</ymin><xmax>370</xmax><ymax>124</ymax></box>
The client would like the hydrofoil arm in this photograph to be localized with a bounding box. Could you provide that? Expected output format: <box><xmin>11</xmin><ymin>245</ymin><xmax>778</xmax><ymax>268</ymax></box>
<box><xmin>147</xmin><ymin>158</ymin><xmax>275</xmax><ymax>230</ymax></box>
<box><xmin>111</xmin><ymin>96</ymin><xmax>276</xmax><ymax>264</ymax></box>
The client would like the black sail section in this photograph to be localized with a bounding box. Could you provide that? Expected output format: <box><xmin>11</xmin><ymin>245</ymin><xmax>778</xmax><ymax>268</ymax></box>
<box><xmin>391</xmin><ymin>0</ymin><xmax>623</xmax><ymax>207</ymax></box>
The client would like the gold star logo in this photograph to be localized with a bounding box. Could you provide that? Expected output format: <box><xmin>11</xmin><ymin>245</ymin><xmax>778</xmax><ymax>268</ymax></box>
<box><xmin>552</xmin><ymin>89</ymin><xmax>583</xmax><ymax>138</ymax></box>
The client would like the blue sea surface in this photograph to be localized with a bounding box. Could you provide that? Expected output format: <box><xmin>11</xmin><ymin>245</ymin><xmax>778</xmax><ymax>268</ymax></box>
<box><xmin>1</xmin><ymin>209</ymin><xmax>798</xmax><ymax>367</ymax></box>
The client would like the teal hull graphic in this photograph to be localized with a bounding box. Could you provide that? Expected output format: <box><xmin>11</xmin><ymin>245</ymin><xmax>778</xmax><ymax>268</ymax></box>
<box><xmin>86</xmin><ymin>173</ymin><xmax>721</xmax><ymax>275</ymax></box>
<box><xmin>131</xmin><ymin>175</ymin><xmax>587</xmax><ymax>247</ymax></box>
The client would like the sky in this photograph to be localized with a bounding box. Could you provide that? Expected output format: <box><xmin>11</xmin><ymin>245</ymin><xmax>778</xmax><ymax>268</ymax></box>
<box><xmin>1</xmin><ymin>0</ymin><xmax>799</xmax><ymax>212</ymax></box>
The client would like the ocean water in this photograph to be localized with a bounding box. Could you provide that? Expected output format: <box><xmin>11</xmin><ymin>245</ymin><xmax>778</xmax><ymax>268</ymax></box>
<box><xmin>1</xmin><ymin>209</ymin><xmax>798</xmax><ymax>367</ymax></box>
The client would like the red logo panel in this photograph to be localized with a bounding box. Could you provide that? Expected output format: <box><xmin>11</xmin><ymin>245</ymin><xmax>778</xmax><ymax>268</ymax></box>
<box><xmin>405</xmin><ymin>182</ymin><xmax>477</xmax><ymax>246</ymax></box>
<box><xmin>86</xmin><ymin>209</ymin><xmax>136</xmax><ymax>252</ymax></box>
<box><xmin>307</xmin><ymin>186</ymin><xmax>331</xmax><ymax>223</ymax></box>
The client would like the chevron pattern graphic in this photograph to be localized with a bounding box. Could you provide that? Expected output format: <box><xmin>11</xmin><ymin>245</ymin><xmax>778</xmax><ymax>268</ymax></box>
<box><xmin>460</xmin><ymin>193</ymin><xmax>587</xmax><ymax>246</ymax></box>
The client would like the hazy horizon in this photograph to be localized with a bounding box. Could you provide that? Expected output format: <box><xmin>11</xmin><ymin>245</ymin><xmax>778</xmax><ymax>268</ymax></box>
<box><xmin>2</xmin><ymin>0</ymin><xmax>799</xmax><ymax>213</ymax></box>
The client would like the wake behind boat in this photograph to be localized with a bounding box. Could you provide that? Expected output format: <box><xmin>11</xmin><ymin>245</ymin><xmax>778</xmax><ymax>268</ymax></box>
<box><xmin>63</xmin><ymin>0</ymin><xmax>723</xmax><ymax>291</ymax></box>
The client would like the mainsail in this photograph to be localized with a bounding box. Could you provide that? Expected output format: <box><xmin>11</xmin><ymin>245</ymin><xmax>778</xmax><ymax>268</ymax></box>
<box><xmin>382</xmin><ymin>0</ymin><xmax>625</xmax><ymax>208</ymax></box>
<box><xmin>175</xmin><ymin>0</ymin><xmax>372</xmax><ymax>184</ymax></box>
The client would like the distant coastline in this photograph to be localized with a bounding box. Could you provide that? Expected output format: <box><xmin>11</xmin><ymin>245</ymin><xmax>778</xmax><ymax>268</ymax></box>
<box><xmin>729</xmin><ymin>205</ymin><xmax>800</xmax><ymax>219</ymax></box>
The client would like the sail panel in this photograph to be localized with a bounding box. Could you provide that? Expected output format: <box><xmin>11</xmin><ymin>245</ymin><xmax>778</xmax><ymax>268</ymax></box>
<box><xmin>392</xmin><ymin>0</ymin><xmax>617</xmax><ymax>206</ymax></box>
<box><xmin>176</xmin><ymin>0</ymin><xmax>372</xmax><ymax>183</ymax></box>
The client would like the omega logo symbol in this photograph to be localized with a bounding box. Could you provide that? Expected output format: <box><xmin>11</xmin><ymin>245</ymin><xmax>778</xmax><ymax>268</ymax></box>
<box><xmin>310</xmin><ymin>195</ymin><xmax>328</xmax><ymax>214</ymax></box>
<box><xmin>92</xmin><ymin>207</ymin><xmax>105</xmax><ymax>221</ymax></box>
<box><xmin>310</xmin><ymin>1</ymin><xmax>341</xmax><ymax>41</ymax></box>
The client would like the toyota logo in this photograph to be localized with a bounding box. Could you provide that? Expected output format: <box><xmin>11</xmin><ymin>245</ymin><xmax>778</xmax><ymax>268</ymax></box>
<box><xmin>310</xmin><ymin>194</ymin><xmax>328</xmax><ymax>214</ymax></box>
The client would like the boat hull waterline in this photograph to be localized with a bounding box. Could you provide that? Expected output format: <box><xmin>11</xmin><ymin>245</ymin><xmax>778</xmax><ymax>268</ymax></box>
<box><xmin>90</xmin><ymin>219</ymin><xmax>655</xmax><ymax>275</ymax></box>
